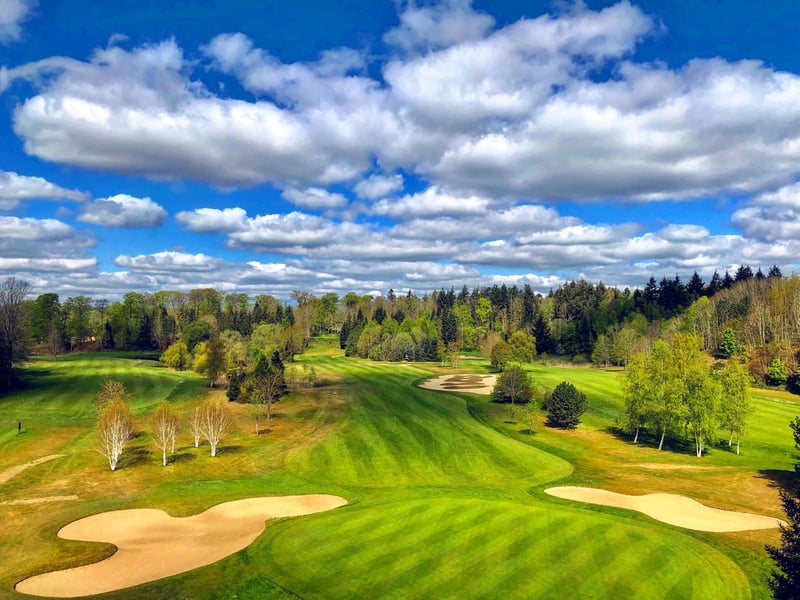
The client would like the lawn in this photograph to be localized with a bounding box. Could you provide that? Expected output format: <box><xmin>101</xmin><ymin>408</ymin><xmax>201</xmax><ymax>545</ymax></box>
<box><xmin>0</xmin><ymin>342</ymin><xmax>794</xmax><ymax>598</ymax></box>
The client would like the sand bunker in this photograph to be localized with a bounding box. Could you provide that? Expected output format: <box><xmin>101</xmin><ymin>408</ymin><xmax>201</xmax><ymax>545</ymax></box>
<box><xmin>545</xmin><ymin>486</ymin><xmax>783</xmax><ymax>532</ymax></box>
<box><xmin>16</xmin><ymin>494</ymin><xmax>347</xmax><ymax>597</ymax></box>
<box><xmin>420</xmin><ymin>374</ymin><xmax>497</xmax><ymax>395</ymax></box>
<box><xmin>0</xmin><ymin>454</ymin><xmax>64</xmax><ymax>484</ymax></box>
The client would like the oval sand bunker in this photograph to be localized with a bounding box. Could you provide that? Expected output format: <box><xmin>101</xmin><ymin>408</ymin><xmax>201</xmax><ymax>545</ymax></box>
<box><xmin>545</xmin><ymin>486</ymin><xmax>782</xmax><ymax>532</ymax></box>
<box><xmin>16</xmin><ymin>494</ymin><xmax>347</xmax><ymax>597</ymax></box>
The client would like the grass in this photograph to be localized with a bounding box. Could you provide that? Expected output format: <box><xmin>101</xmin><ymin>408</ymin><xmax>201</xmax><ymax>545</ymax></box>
<box><xmin>0</xmin><ymin>343</ymin><xmax>794</xmax><ymax>598</ymax></box>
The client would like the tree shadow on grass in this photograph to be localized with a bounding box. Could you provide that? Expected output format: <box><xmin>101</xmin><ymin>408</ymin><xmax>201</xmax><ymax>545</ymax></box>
<box><xmin>757</xmin><ymin>469</ymin><xmax>799</xmax><ymax>495</ymax></box>
<box><xmin>603</xmin><ymin>425</ymin><xmax>695</xmax><ymax>455</ymax></box>
<box><xmin>169</xmin><ymin>451</ymin><xmax>197</xmax><ymax>464</ymax></box>
<box><xmin>214</xmin><ymin>445</ymin><xmax>244</xmax><ymax>456</ymax></box>
<box><xmin>119</xmin><ymin>446</ymin><xmax>151</xmax><ymax>469</ymax></box>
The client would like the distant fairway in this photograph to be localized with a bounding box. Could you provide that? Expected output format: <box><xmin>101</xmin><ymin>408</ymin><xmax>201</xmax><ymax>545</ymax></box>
<box><xmin>0</xmin><ymin>344</ymin><xmax>795</xmax><ymax>598</ymax></box>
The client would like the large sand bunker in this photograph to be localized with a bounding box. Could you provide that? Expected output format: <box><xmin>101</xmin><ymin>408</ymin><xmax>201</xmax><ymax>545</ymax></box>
<box><xmin>16</xmin><ymin>494</ymin><xmax>347</xmax><ymax>597</ymax></box>
<box><xmin>420</xmin><ymin>374</ymin><xmax>497</xmax><ymax>395</ymax></box>
<box><xmin>545</xmin><ymin>486</ymin><xmax>783</xmax><ymax>532</ymax></box>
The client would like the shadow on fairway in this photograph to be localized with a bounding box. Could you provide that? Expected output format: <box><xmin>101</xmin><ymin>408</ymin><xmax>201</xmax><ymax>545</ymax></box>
<box><xmin>757</xmin><ymin>468</ymin><xmax>798</xmax><ymax>494</ymax></box>
<box><xmin>119</xmin><ymin>446</ymin><xmax>151</xmax><ymax>468</ymax></box>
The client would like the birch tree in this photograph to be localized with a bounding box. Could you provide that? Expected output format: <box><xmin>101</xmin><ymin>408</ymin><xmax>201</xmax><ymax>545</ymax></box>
<box><xmin>95</xmin><ymin>379</ymin><xmax>130</xmax><ymax>417</ymax></box>
<box><xmin>201</xmin><ymin>398</ymin><xmax>229</xmax><ymax>457</ymax></box>
<box><xmin>718</xmin><ymin>360</ymin><xmax>755</xmax><ymax>454</ymax></box>
<box><xmin>190</xmin><ymin>403</ymin><xmax>203</xmax><ymax>447</ymax></box>
<box><xmin>98</xmin><ymin>399</ymin><xmax>134</xmax><ymax>471</ymax></box>
<box><xmin>151</xmin><ymin>403</ymin><xmax>179</xmax><ymax>466</ymax></box>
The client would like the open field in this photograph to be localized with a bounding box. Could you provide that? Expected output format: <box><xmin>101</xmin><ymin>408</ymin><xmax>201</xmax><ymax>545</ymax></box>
<box><xmin>0</xmin><ymin>341</ymin><xmax>797</xmax><ymax>598</ymax></box>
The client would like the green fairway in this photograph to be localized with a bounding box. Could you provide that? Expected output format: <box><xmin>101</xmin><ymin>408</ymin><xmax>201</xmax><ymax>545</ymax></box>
<box><xmin>0</xmin><ymin>345</ymin><xmax>793</xmax><ymax>598</ymax></box>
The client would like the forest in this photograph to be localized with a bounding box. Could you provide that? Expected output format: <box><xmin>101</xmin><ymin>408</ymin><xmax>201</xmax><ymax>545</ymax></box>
<box><xmin>1</xmin><ymin>264</ymin><xmax>798</xmax><ymax>395</ymax></box>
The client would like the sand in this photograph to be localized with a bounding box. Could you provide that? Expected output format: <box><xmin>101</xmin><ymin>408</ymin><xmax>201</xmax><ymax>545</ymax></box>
<box><xmin>545</xmin><ymin>486</ymin><xmax>783</xmax><ymax>532</ymax></box>
<box><xmin>0</xmin><ymin>454</ymin><xmax>64</xmax><ymax>484</ymax></box>
<box><xmin>15</xmin><ymin>494</ymin><xmax>347</xmax><ymax>597</ymax></box>
<box><xmin>420</xmin><ymin>374</ymin><xmax>497</xmax><ymax>395</ymax></box>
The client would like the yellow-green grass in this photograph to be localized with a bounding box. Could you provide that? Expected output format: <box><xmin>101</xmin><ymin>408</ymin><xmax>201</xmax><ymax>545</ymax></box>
<box><xmin>0</xmin><ymin>345</ymin><xmax>794</xmax><ymax>598</ymax></box>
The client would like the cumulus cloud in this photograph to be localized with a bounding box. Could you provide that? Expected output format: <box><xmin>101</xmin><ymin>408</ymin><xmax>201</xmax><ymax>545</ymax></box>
<box><xmin>354</xmin><ymin>173</ymin><xmax>404</xmax><ymax>199</ymax></box>
<box><xmin>175</xmin><ymin>207</ymin><xmax>248</xmax><ymax>233</ymax></box>
<box><xmin>731</xmin><ymin>182</ymin><xmax>800</xmax><ymax>242</ymax></box>
<box><xmin>77</xmin><ymin>194</ymin><xmax>167</xmax><ymax>228</ymax></box>
<box><xmin>114</xmin><ymin>251</ymin><xmax>223</xmax><ymax>273</ymax></box>
<box><xmin>0</xmin><ymin>170</ymin><xmax>87</xmax><ymax>209</ymax></box>
<box><xmin>6</xmin><ymin>2</ymin><xmax>800</xmax><ymax>297</ymax></box>
<box><xmin>0</xmin><ymin>0</ymin><xmax>35</xmax><ymax>44</ymax></box>
<box><xmin>371</xmin><ymin>187</ymin><xmax>491</xmax><ymax>218</ymax></box>
<box><xmin>282</xmin><ymin>187</ymin><xmax>348</xmax><ymax>210</ymax></box>
<box><xmin>0</xmin><ymin>216</ymin><xmax>96</xmax><ymax>280</ymax></box>
<box><xmin>5</xmin><ymin>1</ymin><xmax>800</xmax><ymax>206</ymax></box>
<box><xmin>384</xmin><ymin>0</ymin><xmax>495</xmax><ymax>52</ymax></box>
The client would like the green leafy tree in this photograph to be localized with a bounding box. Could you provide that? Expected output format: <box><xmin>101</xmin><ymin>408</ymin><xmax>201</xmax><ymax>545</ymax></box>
<box><xmin>618</xmin><ymin>351</ymin><xmax>650</xmax><ymax>444</ymax></box>
<box><xmin>521</xmin><ymin>401</ymin><xmax>538</xmax><ymax>435</ymax></box>
<box><xmin>491</xmin><ymin>366</ymin><xmax>532</xmax><ymax>406</ymax></box>
<box><xmin>490</xmin><ymin>340</ymin><xmax>512</xmax><ymax>371</ymax></box>
<box><xmin>160</xmin><ymin>340</ymin><xmax>190</xmax><ymax>370</ymax></box>
<box><xmin>718</xmin><ymin>360</ymin><xmax>755</xmax><ymax>455</ymax></box>
<box><xmin>508</xmin><ymin>330</ymin><xmax>536</xmax><ymax>364</ymax></box>
<box><xmin>770</xmin><ymin>358</ymin><xmax>790</xmax><ymax>386</ymax></box>
<box><xmin>193</xmin><ymin>335</ymin><xmax>225</xmax><ymax>387</ymax></box>
<box><xmin>719</xmin><ymin>327</ymin><xmax>742</xmax><ymax>357</ymax></box>
<box><xmin>591</xmin><ymin>334</ymin><xmax>612</xmax><ymax>367</ymax></box>
<box><xmin>544</xmin><ymin>381</ymin><xmax>586</xmax><ymax>429</ymax></box>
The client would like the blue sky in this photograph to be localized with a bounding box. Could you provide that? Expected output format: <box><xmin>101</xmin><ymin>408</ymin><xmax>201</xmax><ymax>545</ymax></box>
<box><xmin>2</xmin><ymin>0</ymin><xmax>800</xmax><ymax>300</ymax></box>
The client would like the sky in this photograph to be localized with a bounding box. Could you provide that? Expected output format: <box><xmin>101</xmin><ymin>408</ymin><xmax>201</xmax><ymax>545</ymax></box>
<box><xmin>2</xmin><ymin>0</ymin><xmax>800</xmax><ymax>301</ymax></box>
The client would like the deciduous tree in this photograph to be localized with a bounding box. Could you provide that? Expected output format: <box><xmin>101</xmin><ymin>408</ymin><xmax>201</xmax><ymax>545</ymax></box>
<box><xmin>151</xmin><ymin>403</ymin><xmax>179</xmax><ymax>466</ymax></box>
<box><xmin>200</xmin><ymin>398</ymin><xmax>230</xmax><ymax>457</ymax></box>
<box><xmin>490</xmin><ymin>340</ymin><xmax>512</xmax><ymax>371</ymax></box>
<box><xmin>718</xmin><ymin>360</ymin><xmax>755</xmax><ymax>455</ymax></box>
<box><xmin>98</xmin><ymin>399</ymin><xmax>134</xmax><ymax>471</ymax></box>
<box><xmin>0</xmin><ymin>277</ymin><xmax>30</xmax><ymax>388</ymax></box>
<box><xmin>508</xmin><ymin>330</ymin><xmax>536</xmax><ymax>364</ymax></box>
<box><xmin>160</xmin><ymin>340</ymin><xmax>190</xmax><ymax>370</ymax></box>
<box><xmin>491</xmin><ymin>366</ymin><xmax>532</xmax><ymax>406</ymax></box>
<box><xmin>95</xmin><ymin>379</ymin><xmax>130</xmax><ymax>417</ymax></box>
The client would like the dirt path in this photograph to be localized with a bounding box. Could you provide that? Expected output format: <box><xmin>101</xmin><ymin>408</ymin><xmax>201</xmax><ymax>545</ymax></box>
<box><xmin>545</xmin><ymin>486</ymin><xmax>783</xmax><ymax>532</ymax></box>
<box><xmin>1</xmin><ymin>495</ymin><xmax>78</xmax><ymax>506</ymax></box>
<box><xmin>420</xmin><ymin>374</ymin><xmax>497</xmax><ymax>395</ymax></box>
<box><xmin>15</xmin><ymin>494</ymin><xmax>347</xmax><ymax>597</ymax></box>
<box><xmin>0</xmin><ymin>454</ymin><xmax>64</xmax><ymax>484</ymax></box>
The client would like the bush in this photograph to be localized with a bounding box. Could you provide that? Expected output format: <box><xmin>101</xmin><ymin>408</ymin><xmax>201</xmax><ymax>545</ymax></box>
<box><xmin>545</xmin><ymin>381</ymin><xmax>587</xmax><ymax>429</ymax></box>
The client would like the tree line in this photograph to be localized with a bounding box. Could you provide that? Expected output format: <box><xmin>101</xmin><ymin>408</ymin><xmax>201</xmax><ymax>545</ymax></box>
<box><xmin>2</xmin><ymin>264</ymin><xmax>797</xmax><ymax>394</ymax></box>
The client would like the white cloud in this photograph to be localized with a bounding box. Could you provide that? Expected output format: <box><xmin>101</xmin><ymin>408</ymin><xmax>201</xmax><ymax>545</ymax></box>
<box><xmin>354</xmin><ymin>173</ymin><xmax>404</xmax><ymax>199</ymax></box>
<box><xmin>0</xmin><ymin>170</ymin><xmax>87</xmax><ymax>210</ymax></box>
<box><xmin>731</xmin><ymin>182</ymin><xmax>800</xmax><ymax>242</ymax></box>
<box><xmin>0</xmin><ymin>0</ymin><xmax>35</xmax><ymax>44</ymax></box>
<box><xmin>175</xmin><ymin>207</ymin><xmax>248</xmax><ymax>233</ymax></box>
<box><xmin>0</xmin><ymin>216</ymin><xmax>96</xmax><ymax>279</ymax></box>
<box><xmin>114</xmin><ymin>251</ymin><xmax>222</xmax><ymax>273</ymax></box>
<box><xmin>371</xmin><ymin>187</ymin><xmax>491</xmax><ymax>218</ymax></box>
<box><xmin>384</xmin><ymin>0</ymin><xmax>495</xmax><ymax>52</ymax></box>
<box><xmin>282</xmin><ymin>187</ymin><xmax>348</xmax><ymax>210</ymax></box>
<box><xmin>77</xmin><ymin>194</ymin><xmax>167</xmax><ymax>228</ymax></box>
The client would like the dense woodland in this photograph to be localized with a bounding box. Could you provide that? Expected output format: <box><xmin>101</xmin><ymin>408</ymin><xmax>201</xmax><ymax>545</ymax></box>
<box><xmin>1</xmin><ymin>264</ymin><xmax>799</xmax><ymax>395</ymax></box>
